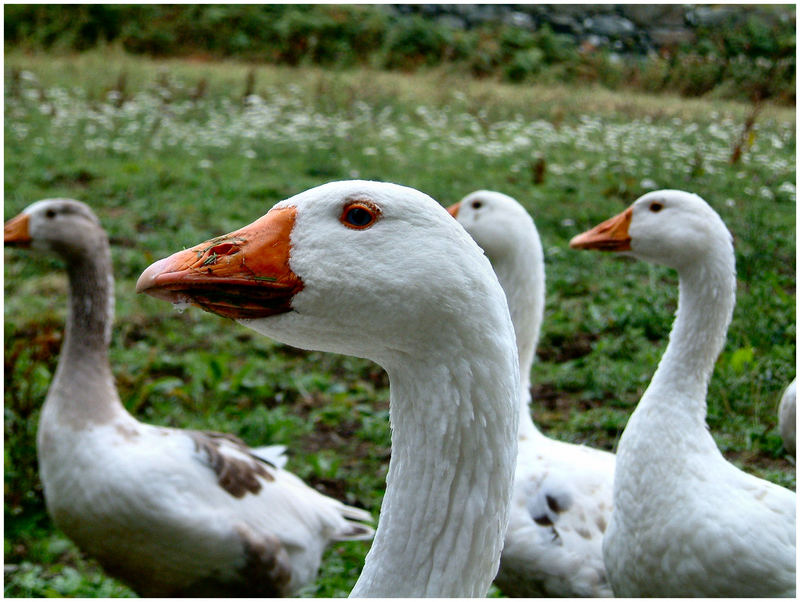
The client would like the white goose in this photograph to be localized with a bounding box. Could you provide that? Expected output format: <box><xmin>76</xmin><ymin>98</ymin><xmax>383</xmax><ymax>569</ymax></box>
<box><xmin>450</xmin><ymin>190</ymin><xmax>615</xmax><ymax>597</ymax></box>
<box><xmin>136</xmin><ymin>180</ymin><xmax>520</xmax><ymax>597</ymax></box>
<box><xmin>570</xmin><ymin>189</ymin><xmax>796</xmax><ymax>597</ymax></box>
<box><xmin>4</xmin><ymin>198</ymin><xmax>374</xmax><ymax>597</ymax></box>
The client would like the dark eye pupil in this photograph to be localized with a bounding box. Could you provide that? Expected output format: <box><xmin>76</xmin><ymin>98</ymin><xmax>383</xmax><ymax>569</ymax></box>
<box><xmin>472</xmin><ymin>201</ymin><xmax>483</xmax><ymax>210</ymax></box>
<box><xmin>345</xmin><ymin>207</ymin><xmax>372</xmax><ymax>227</ymax></box>
<box><xmin>45</xmin><ymin>209</ymin><xmax>56</xmax><ymax>218</ymax></box>
<box><xmin>650</xmin><ymin>202</ymin><xmax>663</xmax><ymax>213</ymax></box>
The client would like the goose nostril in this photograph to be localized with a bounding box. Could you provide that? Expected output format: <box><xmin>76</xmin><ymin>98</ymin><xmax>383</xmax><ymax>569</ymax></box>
<box><xmin>209</xmin><ymin>242</ymin><xmax>238</xmax><ymax>256</ymax></box>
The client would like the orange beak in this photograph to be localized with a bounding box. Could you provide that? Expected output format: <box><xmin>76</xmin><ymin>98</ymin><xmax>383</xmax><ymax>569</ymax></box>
<box><xmin>136</xmin><ymin>206</ymin><xmax>303</xmax><ymax>320</ymax></box>
<box><xmin>4</xmin><ymin>213</ymin><xmax>31</xmax><ymax>247</ymax></box>
<box><xmin>446</xmin><ymin>202</ymin><xmax>461</xmax><ymax>218</ymax></box>
<box><xmin>569</xmin><ymin>207</ymin><xmax>633</xmax><ymax>252</ymax></box>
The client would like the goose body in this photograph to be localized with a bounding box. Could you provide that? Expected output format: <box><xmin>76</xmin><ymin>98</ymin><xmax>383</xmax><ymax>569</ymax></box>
<box><xmin>451</xmin><ymin>191</ymin><xmax>614</xmax><ymax>597</ymax></box>
<box><xmin>779</xmin><ymin>379</ymin><xmax>796</xmax><ymax>456</ymax></box>
<box><xmin>570</xmin><ymin>189</ymin><xmax>796</xmax><ymax>597</ymax></box>
<box><xmin>137</xmin><ymin>180</ymin><xmax>520</xmax><ymax>597</ymax></box>
<box><xmin>4</xmin><ymin>199</ymin><xmax>373</xmax><ymax>597</ymax></box>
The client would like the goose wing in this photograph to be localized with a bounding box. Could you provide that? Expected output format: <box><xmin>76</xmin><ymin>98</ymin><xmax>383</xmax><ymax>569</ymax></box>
<box><xmin>497</xmin><ymin>438</ymin><xmax>615</xmax><ymax>597</ymax></box>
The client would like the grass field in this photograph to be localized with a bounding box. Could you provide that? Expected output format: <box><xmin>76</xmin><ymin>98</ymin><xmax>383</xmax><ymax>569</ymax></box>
<box><xmin>4</xmin><ymin>50</ymin><xmax>796</xmax><ymax>597</ymax></box>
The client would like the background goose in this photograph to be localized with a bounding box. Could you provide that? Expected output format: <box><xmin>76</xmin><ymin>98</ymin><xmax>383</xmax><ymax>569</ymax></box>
<box><xmin>570</xmin><ymin>189</ymin><xmax>796</xmax><ymax>597</ymax></box>
<box><xmin>450</xmin><ymin>190</ymin><xmax>614</xmax><ymax>597</ymax></box>
<box><xmin>778</xmin><ymin>379</ymin><xmax>796</xmax><ymax>456</ymax></box>
<box><xmin>137</xmin><ymin>179</ymin><xmax>521</xmax><ymax>597</ymax></box>
<box><xmin>4</xmin><ymin>198</ymin><xmax>373</xmax><ymax>597</ymax></box>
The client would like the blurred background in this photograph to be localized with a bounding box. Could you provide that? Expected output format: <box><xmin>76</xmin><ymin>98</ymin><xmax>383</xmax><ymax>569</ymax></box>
<box><xmin>5</xmin><ymin>4</ymin><xmax>796</xmax><ymax>103</ymax></box>
<box><xmin>4</xmin><ymin>4</ymin><xmax>795</xmax><ymax>597</ymax></box>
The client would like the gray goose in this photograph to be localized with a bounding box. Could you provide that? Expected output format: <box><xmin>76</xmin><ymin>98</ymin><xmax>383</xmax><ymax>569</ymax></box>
<box><xmin>4</xmin><ymin>198</ymin><xmax>373</xmax><ymax>597</ymax></box>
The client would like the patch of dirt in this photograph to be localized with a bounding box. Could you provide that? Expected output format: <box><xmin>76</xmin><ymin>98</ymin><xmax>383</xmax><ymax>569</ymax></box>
<box><xmin>536</xmin><ymin>331</ymin><xmax>599</xmax><ymax>363</ymax></box>
<box><xmin>308</xmin><ymin>476</ymin><xmax>350</xmax><ymax>502</ymax></box>
<box><xmin>724</xmin><ymin>448</ymin><xmax>796</xmax><ymax>478</ymax></box>
<box><xmin>302</xmin><ymin>419</ymin><xmax>361</xmax><ymax>451</ymax></box>
<box><xmin>531</xmin><ymin>383</ymin><xmax>608</xmax><ymax>416</ymax></box>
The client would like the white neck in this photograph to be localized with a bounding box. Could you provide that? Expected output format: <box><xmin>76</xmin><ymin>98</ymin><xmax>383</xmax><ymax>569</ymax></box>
<box><xmin>351</xmin><ymin>334</ymin><xmax>519</xmax><ymax>597</ymax></box>
<box><xmin>490</xmin><ymin>242</ymin><xmax>545</xmax><ymax>441</ymax></box>
<box><xmin>43</xmin><ymin>241</ymin><xmax>128</xmax><ymax>429</ymax></box>
<box><xmin>624</xmin><ymin>249</ymin><xmax>736</xmax><ymax>451</ymax></box>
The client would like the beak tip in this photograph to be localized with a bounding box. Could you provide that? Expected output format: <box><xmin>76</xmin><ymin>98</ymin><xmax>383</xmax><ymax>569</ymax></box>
<box><xmin>136</xmin><ymin>256</ymin><xmax>173</xmax><ymax>294</ymax></box>
<box><xmin>4</xmin><ymin>213</ymin><xmax>31</xmax><ymax>245</ymax></box>
<box><xmin>446</xmin><ymin>202</ymin><xmax>460</xmax><ymax>218</ymax></box>
<box><xmin>568</xmin><ymin>235</ymin><xmax>585</xmax><ymax>249</ymax></box>
<box><xmin>569</xmin><ymin>206</ymin><xmax>633</xmax><ymax>252</ymax></box>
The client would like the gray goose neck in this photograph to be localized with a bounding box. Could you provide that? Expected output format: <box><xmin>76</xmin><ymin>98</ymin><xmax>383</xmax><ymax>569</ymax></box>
<box><xmin>46</xmin><ymin>236</ymin><xmax>127</xmax><ymax>427</ymax></box>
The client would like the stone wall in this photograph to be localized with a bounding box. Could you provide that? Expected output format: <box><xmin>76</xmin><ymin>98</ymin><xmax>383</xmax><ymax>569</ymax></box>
<box><xmin>389</xmin><ymin>4</ymin><xmax>795</xmax><ymax>56</ymax></box>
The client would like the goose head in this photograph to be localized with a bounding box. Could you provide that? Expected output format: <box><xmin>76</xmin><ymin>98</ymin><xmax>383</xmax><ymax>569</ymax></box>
<box><xmin>137</xmin><ymin>180</ymin><xmax>508</xmax><ymax>366</ymax></box>
<box><xmin>448</xmin><ymin>190</ymin><xmax>545</xmax><ymax>396</ymax></box>
<box><xmin>569</xmin><ymin>190</ymin><xmax>732</xmax><ymax>270</ymax></box>
<box><xmin>5</xmin><ymin>198</ymin><xmax>106</xmax><ymax>259</ymax></box>
<box><xmin>448</xmin><ymin>190</ymin><xmax>540</xmax><ymax>264</ymax></box>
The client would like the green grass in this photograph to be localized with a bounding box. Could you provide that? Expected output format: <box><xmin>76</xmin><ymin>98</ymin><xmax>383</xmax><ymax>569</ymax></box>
<box><xmin>4</xmin><ymin>50</ymin><xmax>796</xmax><ymax>596</ymax></box>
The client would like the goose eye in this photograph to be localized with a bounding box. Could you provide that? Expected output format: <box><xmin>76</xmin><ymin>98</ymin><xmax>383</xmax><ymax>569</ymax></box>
<box><xmin>471</xmin><ymin>200</ymin><xmax>483</xmax><ymax>210</ymax></box>
<box><xmin>45</xmin><ymin>209</ymin><xmax>57</xmax><ymax>219</ymax></box>
<box><xmin>341</xmin><ymin>203</ymin><xmax>379</xmax><ymax>230</ymax></box>
<box><xmin>649</xmin><ymin>202</ymin><xmax>664</xmax><ymax>213</ymax></box>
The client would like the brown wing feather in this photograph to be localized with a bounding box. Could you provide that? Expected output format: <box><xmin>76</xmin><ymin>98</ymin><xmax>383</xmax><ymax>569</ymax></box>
<box><xmin>190</xmin><ymin>431</ymin><xmax>276</xmax><ymax>498</ymax></box>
